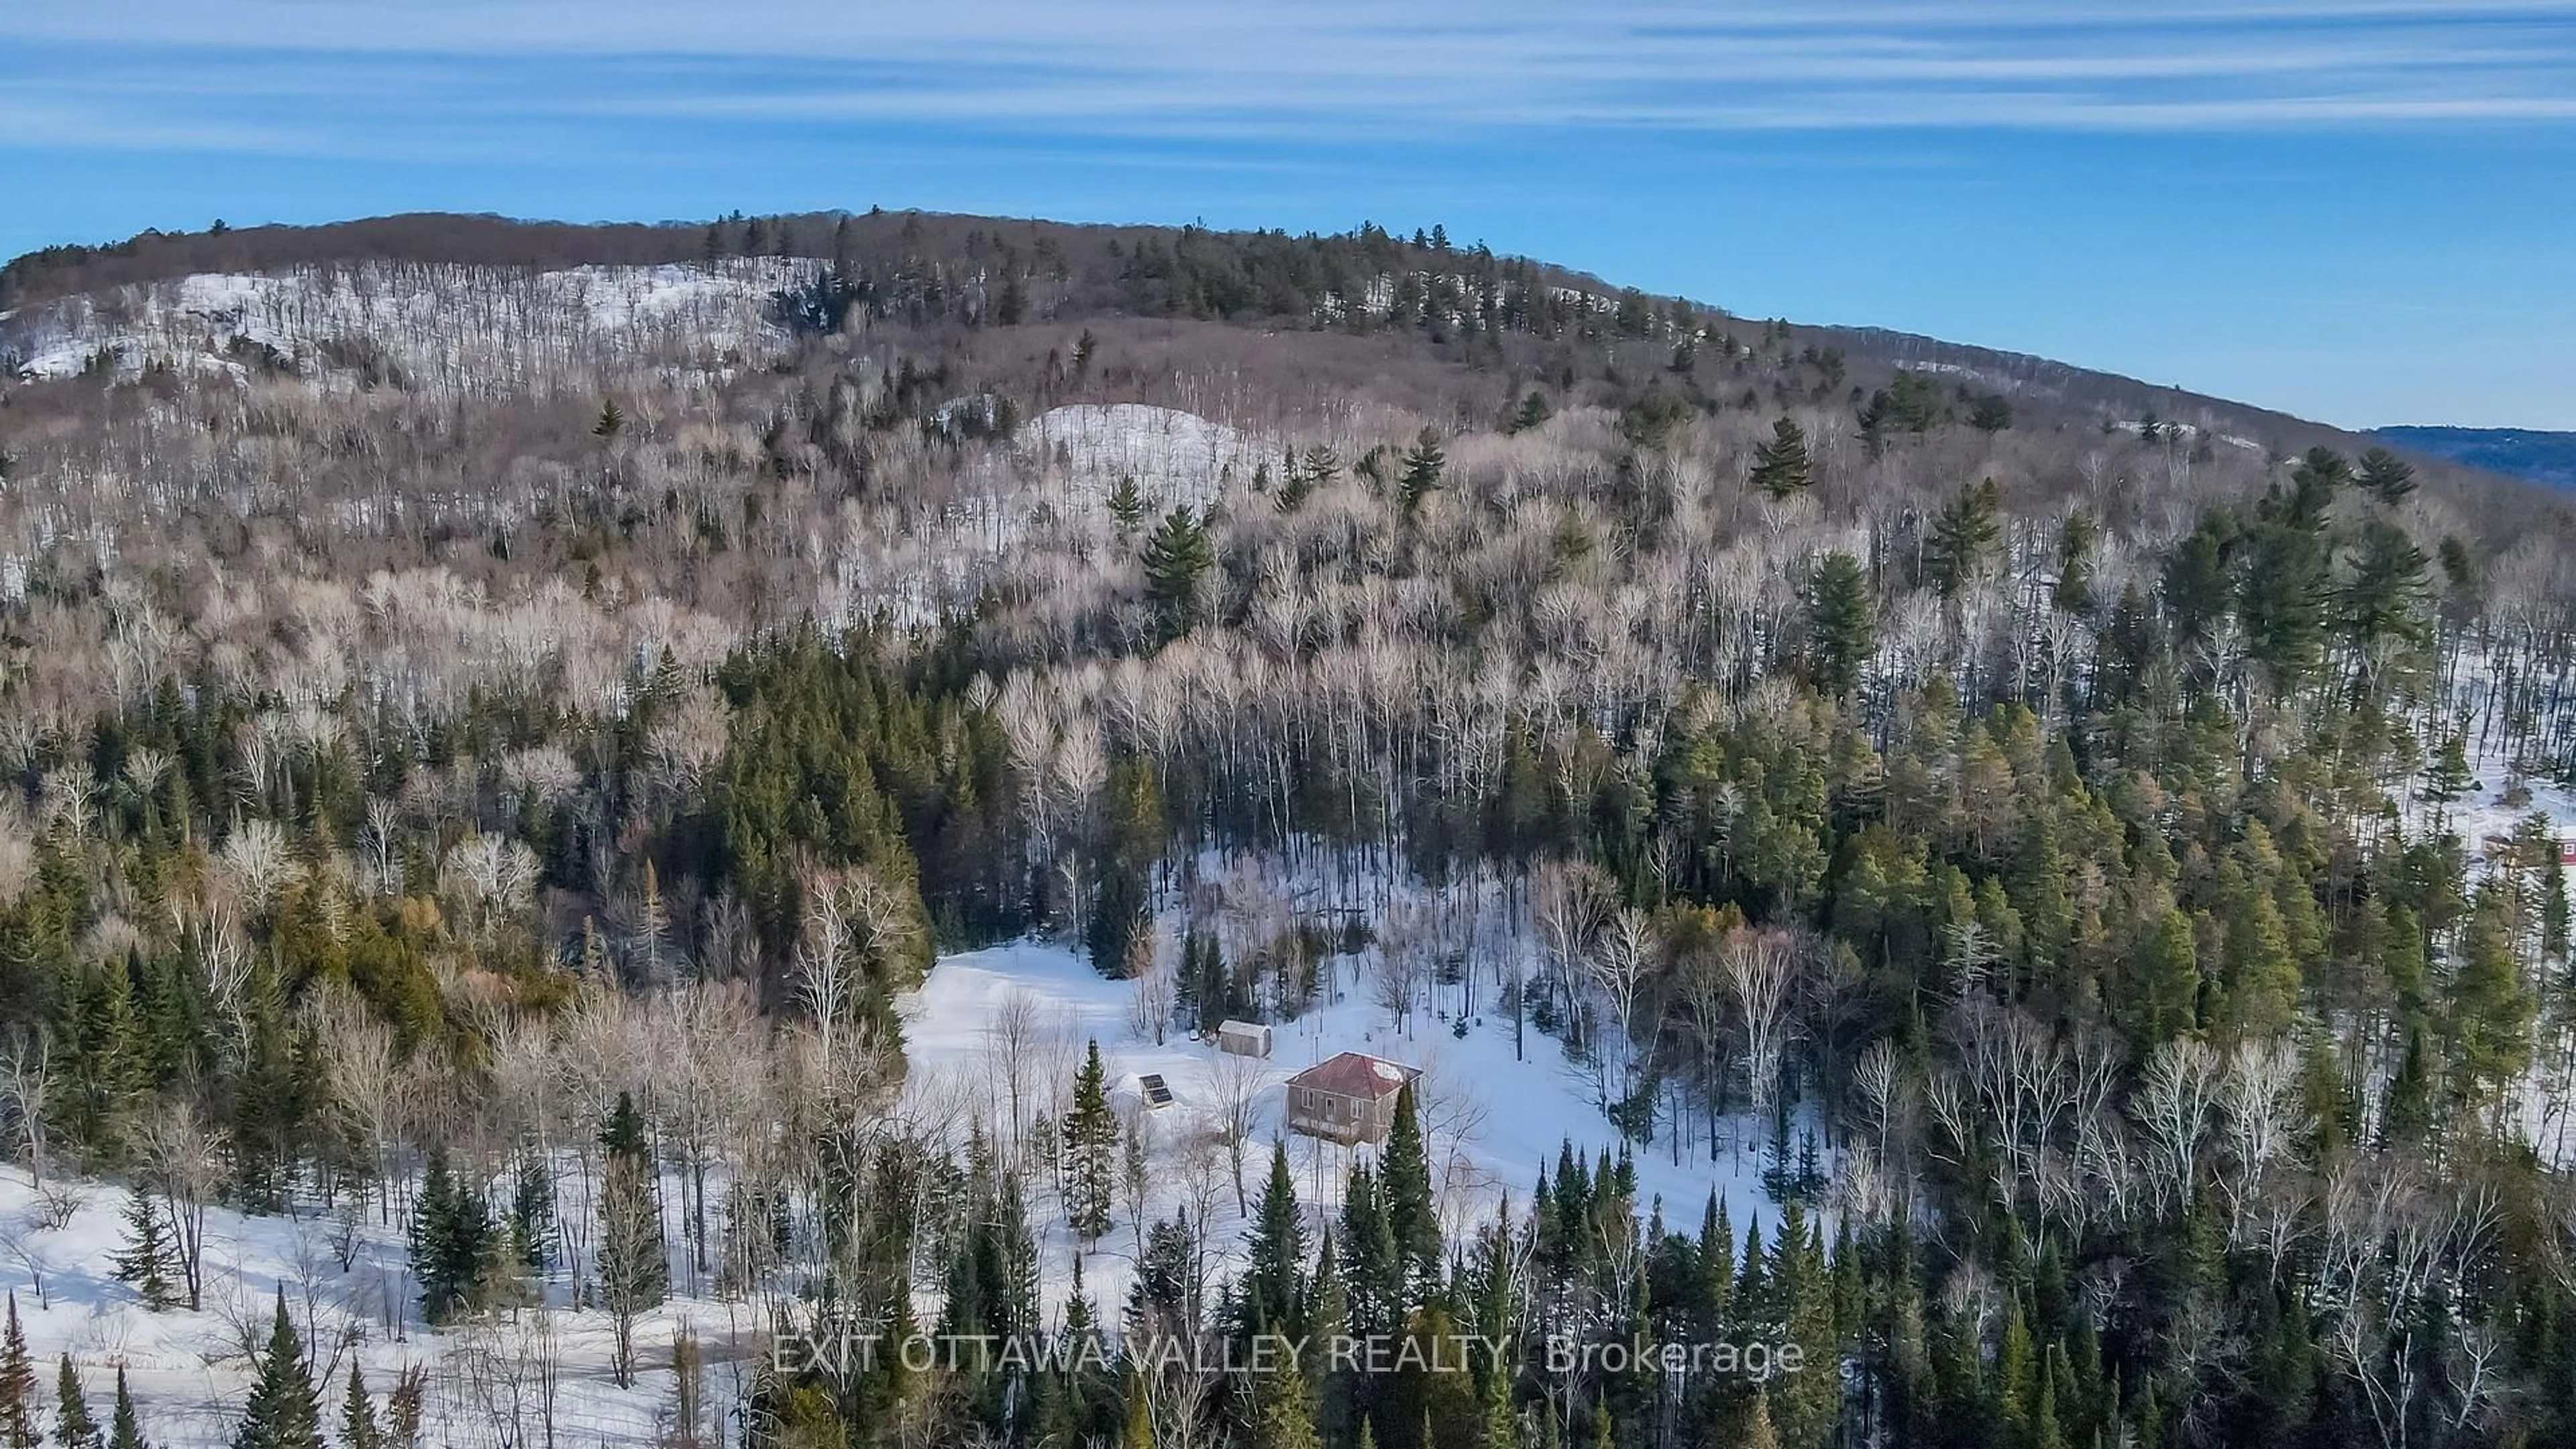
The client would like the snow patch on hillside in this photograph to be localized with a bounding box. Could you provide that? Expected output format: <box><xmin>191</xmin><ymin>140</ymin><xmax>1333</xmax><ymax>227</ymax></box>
<box><xmin>3</xmin><ymin>260</ymin><xmax>814</xmax><ymax>396</ymax></box>
<box><xmin>1013</xmin><ymin>404</ymin><xmax>1268</xmax><ymax>518</ymax></box>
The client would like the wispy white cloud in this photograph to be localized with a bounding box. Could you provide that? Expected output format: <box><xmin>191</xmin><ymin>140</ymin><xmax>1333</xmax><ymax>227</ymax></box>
<box><xmin>5</xmin><ymin>0</ymin><xmax>2575</xmax><ymax>154</ymax></box>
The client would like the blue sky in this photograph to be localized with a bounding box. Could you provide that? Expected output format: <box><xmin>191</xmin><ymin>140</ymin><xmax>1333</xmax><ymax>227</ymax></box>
<box><xmin>4</xmin><ymin>1</ymin><xmax>2573</xmax><ymax>428</ymax></box>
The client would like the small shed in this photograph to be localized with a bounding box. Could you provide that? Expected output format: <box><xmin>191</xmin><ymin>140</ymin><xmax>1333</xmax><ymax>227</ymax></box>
<box><xmin>1284</xmin><ymin>1052</ymin><xmax>1420</xmax><ymax>1146</ymax></box>
<box><xmin>1217</xmin><ymin>1020</ymin><xmax>1275</xmax><ymax>1058</ymax></box>
<box><xmin>1137</xmin><ymin>1073</ymin><xmax>1175</xmax><ymax>1110</ymax></box>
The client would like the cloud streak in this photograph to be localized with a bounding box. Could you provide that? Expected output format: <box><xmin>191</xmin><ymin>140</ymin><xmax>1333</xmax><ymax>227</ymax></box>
<box><xmin>5</xmin><ymin>1</ymin><xmax>2575</xmax><ymax>158</ymax></box>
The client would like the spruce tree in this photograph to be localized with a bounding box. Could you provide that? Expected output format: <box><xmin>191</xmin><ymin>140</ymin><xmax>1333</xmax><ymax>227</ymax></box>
<box><xmin>337</xmin><ymin>1365</ymin><xmax>379</xmax><ymax>1449</ymax></box>
<box><xmin>0</xmin><ymin>1295</ymin><xmax>34</xmax><ymax>1449</ymax></box>
<box><xmin>1510</xmin><ymin>391</ymin><xmax>1552</xmax><ymax>434</ymax></box>
<box><xmin>1063</xmin><ymin>1041</ymin><xmax>1121</xmax><ymax>1248</ymax></box>
<box><xmin>1243</xmin><ymin>1141</ymin><xmax>1307</xmax><ymax>1336</ymax></box>
<box><xmin>1748</xmin><ymin>416</ymin><xmax>1812</xmax><ymax>498</ymax></box>
<box><xmin>1379</xmin><ymin>1086</ymin><xmax>1439</xmax><ymax>1296</ymax></box>
<box><xmin>409</xmin><ymin>1148</ymin><xmax>492</xmax><ymax>1325</ymax></box>
<box><xmin>109</xmin><ymin>1192</ymin><xmax>176</xmax><ymax>1311</ymax></box>
<box><xmin>52</xmin><ymin>1357</ymin><xmax>99</xmax><ymax>1449</ymax></box>
<box><xmin>1804</xmin><ymin>552</ymin><xmax>1876</xmax><ymax>696</ymax></box>
<box><xmin>231</xmin><ymin>1293</ymin><xmax>320</xmax><ymax>1449</ymax></box>
<box><xmin>105</xmin><ymin>1371</ymin><xmax>143</xmax><ymax>1449</ymax></box>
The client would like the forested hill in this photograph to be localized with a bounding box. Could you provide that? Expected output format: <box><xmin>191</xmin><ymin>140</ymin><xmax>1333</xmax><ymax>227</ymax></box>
<box><xmin>5</xmin><ymin>207</ymin><xmax>2576</xmax><ymax>1446</ymax></box>
<box><xmin>0</xmin><ymin>208</ymin><xmax>2545</xmax><ymax>520</ymax></box>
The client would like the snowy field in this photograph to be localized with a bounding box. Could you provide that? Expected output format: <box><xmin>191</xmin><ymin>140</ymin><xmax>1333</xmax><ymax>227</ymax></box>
<box><xmin>0</xmin><ymin>1163</ymin><xmax>764</xmax><ymax>1446</ymax></box>
<box><xmin>894</xmin><ymin>939</ymin><xmax>1777</xmax><ymax>1324</ymax></box>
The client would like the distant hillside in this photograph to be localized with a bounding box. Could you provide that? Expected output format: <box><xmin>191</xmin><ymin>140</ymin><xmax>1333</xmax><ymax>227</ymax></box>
<box><xmin>2375</xmin><ymin>425</ymin><xmax>2576</xmax><ymax>491</ymax></box>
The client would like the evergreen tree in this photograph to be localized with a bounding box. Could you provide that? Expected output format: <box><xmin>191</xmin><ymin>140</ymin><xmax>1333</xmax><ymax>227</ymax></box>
<box><xmin>1968</xmin><ymin>394</ymin><xmax>2013</xmax><ymax>433</ymax></box>
<box><xmin>1748</xmin><ymin>417</ymin><xmax>1812</xmax><ymax>498</ymax></box>
<box><xmin>1805</xmin><ymin>553</ymin><xmax>1875</xmax><ymax>696</ymax></box>
<box><xmin>1142</xmin><ymin>506</ymin><xmax>1215</xmax><ymax>640</ymax></box>
<box><xmin>1379</xmin><ymin>1086</ymin><xmax>1439</xmax><ymax>1296</ymax></box>
<box><xmin>1063</xmin><ymin>1040</ymin><xmax>1121</xmax><ymax>1247</ymax></box>
<box><xmin>0</xmin><ymin>1295</ymin><xmax>32</xmax><ymax>1449</ymax></box>
<box><xmin>2358</xmin><ymin>446</ymin><xmax>2418</xmax><ymax>504</ymax></box>
<box><xmin>1510</xmin><ymin>391</ymin><xmax>1552</xmax><ymax>434</ymax></box>
<box><xmin>1119</xmin><ymin>1368</ymin><xmax>1154</xmax><ymax>1449</ymax></box>
<box><xmin>509</xmin><ymin>1150</ymin><xmax>553</xmax><ymax>1273</ymax></box>
<box><xmin>1250</xmin><ymin>1345</ymin><xmax>1324</xmax><ymax>1449</ymax></box>
<box><xmin>1087</xmin><ymin>758</ymin><xmax>1163</xmax><ymax>979</ymax></box>
<box><xmin>409</xmin><ymin>1147</ymin><xmax>492</xmax><ymax>1324</ymax></box>
<box><xmin>2131</xmin><ymin>908</ymin><xmax>2202</xmax><ymax>1046</ymax></box>
<box><xmin>337</xmin><ymin>1365</ymin><xmax>379</xmax><ymax>1449</ymax></box>
<box><xmin>104</xmin><ymin>1372</ymin><xmax>142</xmax><ymax>1449</ymax></box>
<box><xmin>109</xmin><ymin>1191</ymin><xmax>176</xmax><ymax>1311</ymax></box>
<box><xmin>1243</xmin><ymin>1141</ymin><xmax>1308</xmax><ymax>1336</ymax></box>
<box><xmin>1926</xmin><ymin>478</ymin><xmax>2002</xmax><ymax>598</ymax></box>
<box><xmin>2449</xmin><ymin>888</ymin><xmax>2536</xmax><ymax>1110</ymax></box>
<box><xmin>52</xmin><ymin>1357</ymin><xmax>99</xmax><ymax>1449</ymax></box>
<box><xmin>596</xmin><ymin>1091</ymin><xmax>668</xmax><ymax>1388</ymax></box>
<box><xmin>1108</xmin><ymin>476</ymin><xmax>1146</xmax><ymax>541</ymax></box>
<box><xmin>230</xmin><ymin>1293</ymin><xmax>319</xmax><ymax>1449</ymax></box>
<box><xmin>2053</xmin><ymin>511</ymin><xmax>2098</xmax><ymax>615</ymax></box>
<box><xmin>1398</xmin><ymin>430</ymin><xmax>1446</xmax><ymax>515</ymax></box>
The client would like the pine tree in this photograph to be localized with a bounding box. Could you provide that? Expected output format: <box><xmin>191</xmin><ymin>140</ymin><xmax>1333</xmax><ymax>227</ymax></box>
<box><xmin>1398</xmin><ymin>430</ymin><xmax>1446</xmax><ymax>515</ymax></box>
<box><xmin>1510</xmin><ymin>391</ymin><xmax>1552</xmax><ymax>434</ymax></box>
<box><xmin>2359</xmin><ymin>446</ymin><xmax>2418</xmax><ymax>504</ymax></box>
<box><xmin>1141</xmin><ymin>506</ymin><xmax>1214</xmax><ymax>640</ymax></box>
<box><xmin>1926</xmin><ymin>478</ymin><xmax>2002</xmax><ymax>598</ymax></box>
<box><xmin>1968</xmin><ymin>393</ymin><xmax>2013</xmax><ymax>433</ymax></box>
<box><xmin>231</xmin><ymin>1293</ymin><xmax>319</xmax><ymax>1449</ymax></box>
<box><xmin>52</xmin><ymin>1357</ymin><xmax>99</xmax><ymax>1449</ymax></box>
<box><xmin>0</xmin><ymin>1295</ymin><xmax>34</xmax><ymax>1449</ymax></box>
<box><xmin>1063</xmin><ymin>1040</ymin><xmax>1121</xmax><ymax>1247</ymax></box>
<box><xmin>2053</xmin><ymin>510</ymin><xmax>2099</xmax><ymax>615</ymax></box>
<box><xmin>109</xmin><ymin>1191</ymin><xmax>176</xmax><ymax>1311</ymax></box>
<box><xmin>1805</xmin><ymin>552</ymin><xmax>1875</xmax><ymax>696</ymax></box>
<box><xmin>337</xmin><ymin>1364</ymin><xmax>379</xmax><ymax>1449</ymax></box>
<box><xmin>104</xmin><ymin>1371</ymin><xmax>143</xmax><ymax>1449</ymax></box>
<box><xmin>1108</xmin><ymin>476</ymin><xmax>1146</xmax><ymax>541</ymax></box>
<box><xmin>1748</xmin><ymin>417</ymin><xmax>1812</xmax><ymax>498</ymax></box>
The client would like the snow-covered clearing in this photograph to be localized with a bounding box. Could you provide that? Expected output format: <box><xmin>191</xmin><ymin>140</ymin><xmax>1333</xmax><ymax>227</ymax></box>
<box><xmin>1013</xmin><ymin>404</ymin><xmax>1271</xmax><ymax>519</ymax></box>
<box><xmin>895</xmin><ymin>938</ymin><xmax>1778</xmax><ymax>1324</ymax></box>
<box><xmin>0</xmin><ymin>1165</ymin><xmax>761</xmax><ymax>1447</ymax></box>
